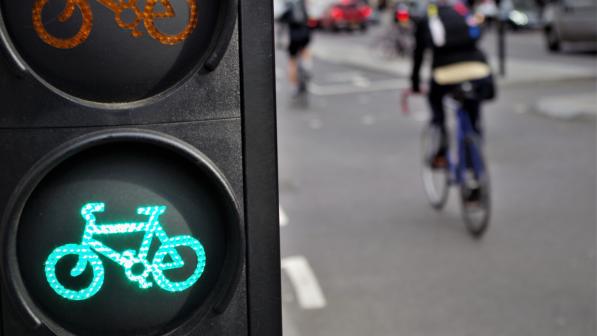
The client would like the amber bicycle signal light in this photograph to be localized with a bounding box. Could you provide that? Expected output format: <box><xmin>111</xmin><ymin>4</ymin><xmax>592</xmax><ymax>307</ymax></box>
<box><xmin>32</xmin><ymin>0</ymin><xmax>198</xmax><ymax>49</ymax></box>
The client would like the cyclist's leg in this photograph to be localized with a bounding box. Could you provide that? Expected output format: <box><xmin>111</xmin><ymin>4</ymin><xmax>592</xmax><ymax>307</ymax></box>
<box><xmin>461</xmin><ymin>98</ymin><xmax>484</xmax><ymax>203</ymax></box>
<box><xmin>299</xmin><ymin>27</ymin><xmax>312</xmax><ymax>72</ymax></box>
<box><xmin>462</xmin><ymin>99</ymin><xmax>482</xmax><ymax>137</ymax></box>
<box><xmin>288</xmin><ymin>52</ymin><xmax>299</xmax><ymax>85</ymax></box>
<box><xmin>299</xmin><ymin>46</ymin><xmax>312</xmax><ymax>74</ymax></box>
<box><xmin>428</xmin><ymin>80</ymin><xmax>448</xmax><ymax>132</ymax></box>
<box><xmin>288</xmin><ymin>26</ymin><xmax>311</xmax><ymax>90</ymax></box>
<box><xmin>427</xmin><ymin>80</ymin><xmax>450</xmax><ymax>166</ymax></box>
<box><xmin>287</xmin><ymin>31</ymin><xmax>301</xmax><ymax>85</ymax></box>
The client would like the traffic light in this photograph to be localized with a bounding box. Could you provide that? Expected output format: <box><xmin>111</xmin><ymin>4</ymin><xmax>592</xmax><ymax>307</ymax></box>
<box><xmin>0</xmin><ymin>0</ymin><xmax>280</xmax><ymax>335</ymax></box>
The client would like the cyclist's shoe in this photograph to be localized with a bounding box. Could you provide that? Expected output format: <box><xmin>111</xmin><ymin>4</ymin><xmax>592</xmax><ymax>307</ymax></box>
<box><xmin>462</xmin><ymin>170</ymin><xmax>482</xmax><ymax>205</ymax></box>
<box><xmin>463</xmin><ymin>186</ymin><xmax>481</xmax><ymax>205</ymax></box>
<box><xmin>429</xmin><ymin>147</ymin><xmax>448</xmax><ymax>169</ymax></box>
<box><xmin>293</xmin><ymin>87</ymin><xmax>307</xmax><ymax>99</ymax></box>
<box><xmin>298</xmin><ymin>82</ymin><xmax>307</xmax><ymax>94</ymax></box>
<box><xmin>430</xmin><ymin>153</ymin><xmax>447</xmax><ymax>169</ymax></box>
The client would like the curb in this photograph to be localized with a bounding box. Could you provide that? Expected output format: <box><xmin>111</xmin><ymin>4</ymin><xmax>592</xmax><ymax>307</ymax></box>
<box><xmin>312</xmin><ymin>46</ymin><xmax>597</xmax><ymax>86</ymax></box>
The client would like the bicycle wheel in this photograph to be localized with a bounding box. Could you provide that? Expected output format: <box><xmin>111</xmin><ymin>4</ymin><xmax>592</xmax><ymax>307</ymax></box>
<box><xmin>460</xmin><ymin>135</ymin><xmax>491</xmax><ymax>238</ymax></box>
<box><xmin>420</xmin><ymin>126</ymin><xmax>449</xmax><ymax>210</ymax></box>
<box><xmin>144</xmin><ymin>0</ymin><xmax>199</xmax><ymax>45</ymax></box>
<box><xmin>297</xmin><ymin>62</ymin><xmax>309</xmax><ymax>94</ymax></box>
<box><xmin>44</xmin><ymin>244</ymin><xmax>105</xmax><ymax>300</ymax></box>
<box><xmin>32</xmin><ymin>0</ymin><xmax>93</xmax><ymax>49</ymax></box>
<box><xmin>152</xmin><ymin>235</ymin><xmax>206</xmax><ymax>292</ymax></box>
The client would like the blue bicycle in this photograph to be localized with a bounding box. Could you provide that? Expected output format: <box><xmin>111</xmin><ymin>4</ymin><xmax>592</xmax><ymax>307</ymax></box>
<box><xmin>406</xmin><ymin>83</ymin><xmax>491</xmax><ymax>237</ymax></box>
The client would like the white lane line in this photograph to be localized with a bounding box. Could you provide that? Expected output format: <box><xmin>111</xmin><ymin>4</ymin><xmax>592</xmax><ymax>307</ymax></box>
<box><xmin>281</xmin><ymin>256</ymin><xmax>327</xmax><ymax>310</ymax></box>
<box><xmin>310</xmin><ymin>79</ymin><xmax>406</xmax><ymax>96</ymax></box>
<box><xmin>282</xmin><ymin>306</ymin><xmax>301</xmax><ymax>336</ymax></box>
<box><xmin>279</xmin><ymin>207</ymin><xmax>289</xmax><ymax>227</ymax></box>
<box><xmin>352</xmin><ymin>75</ymin><xmax>371</xmax><ymax>88</ymax></box>
<box><xmin>324</xmin><ymin>71</ymin><xmax>363</xmax><ymax>82</ymax></box>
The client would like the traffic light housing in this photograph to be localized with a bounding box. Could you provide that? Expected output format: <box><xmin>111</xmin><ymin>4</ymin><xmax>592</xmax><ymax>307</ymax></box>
<box><xmin>0</xmin><ymin>0</ymin><xmax>280</xmax><ymax>335</ymax></box>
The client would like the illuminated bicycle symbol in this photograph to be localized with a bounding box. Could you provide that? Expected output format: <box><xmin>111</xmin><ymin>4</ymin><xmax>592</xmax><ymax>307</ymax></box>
<box><xmin>44</xmin><ymin>202</ymin><xmax>206</xmax><ymax>301</ymax></box>
<box><xmin>32</xmin><ymin>0</ymin><xmax>198</xmax><ymax>49</ymax></box>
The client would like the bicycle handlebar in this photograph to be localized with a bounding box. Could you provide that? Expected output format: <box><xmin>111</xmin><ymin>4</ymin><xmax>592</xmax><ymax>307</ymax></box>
<box><xmin>400</xmin><ymin>87</ymin><xmax>427</xmax><ymax>115</ymax></box>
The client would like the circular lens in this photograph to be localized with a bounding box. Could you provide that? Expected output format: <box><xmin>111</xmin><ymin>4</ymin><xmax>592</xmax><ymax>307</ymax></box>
<box><xmin>1</xmin><ymin>0</ymin><xmax>228</xmax><ymax>104</ymax></box>
<box><xmin>10</xmin><ymin>135</ymin><xmax>240</xmax><ymax>335</ymax></box>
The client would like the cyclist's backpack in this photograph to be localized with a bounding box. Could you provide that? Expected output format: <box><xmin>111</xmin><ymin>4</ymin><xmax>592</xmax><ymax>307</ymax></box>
<box><xmin>427</xmin><ymin>2</ymin><xmax>481</xmax><ymax>49</ymax></box>
<box><xmin>286</xmin><ymin>0</ymin><xmax>308</xmax><ymax>25</ymax></box>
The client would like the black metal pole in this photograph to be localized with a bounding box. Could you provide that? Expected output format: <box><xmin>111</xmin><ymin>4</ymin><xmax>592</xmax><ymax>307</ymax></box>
<box><xmin>239</xmin><ymin>0</ymin><xmax>282</xmax><ymax>334</ymax></box>
<box><xmin>497</xmin><ymin>17</ymin><xmax>506</xmax><ymax>76</ymax></box>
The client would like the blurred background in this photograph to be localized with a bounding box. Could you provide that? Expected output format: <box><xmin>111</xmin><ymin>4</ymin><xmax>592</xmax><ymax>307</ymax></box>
<box><xmin>272</xmin><ymin>0</ymin><xmax>596</xmax><ymax>335</ymax></box>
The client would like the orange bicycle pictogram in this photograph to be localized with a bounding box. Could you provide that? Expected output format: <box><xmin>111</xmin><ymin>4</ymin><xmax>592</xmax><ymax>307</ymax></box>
<box><xmin>32</xmin><ymin>0</ymin><xmax>198</xmax><ymax>49</ymax></box>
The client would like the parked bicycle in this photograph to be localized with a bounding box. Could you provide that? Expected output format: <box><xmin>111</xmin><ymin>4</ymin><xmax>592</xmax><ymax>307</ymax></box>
<box><xmin>32</xmin><ymin>0</ymin><xmax>198</xmax><ymax>49</ymax></box>
<box><xmin>402</xmin><ymin>84</ymin><xmax>491</xmax><ymax>238</ymax></box>
<box><xmin>45</xmin><ymin>202</ymin><xmax>206</xmax><ymax>301</ymax></box>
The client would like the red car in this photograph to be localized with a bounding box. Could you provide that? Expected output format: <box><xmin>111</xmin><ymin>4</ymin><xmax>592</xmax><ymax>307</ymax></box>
<box><xmin>321</xmin><ymin>0</ymin><xmax>372</xmax><ymax>32</ymax></box>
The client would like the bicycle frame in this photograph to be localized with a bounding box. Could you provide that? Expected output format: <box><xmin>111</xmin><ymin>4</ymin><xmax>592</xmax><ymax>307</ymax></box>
<box><xmin>446</xmin><ymin>105</ymin><xmax>485</xmax><ymax>186</ymax></box>
<box><xmin>72</xmin><ymin>203</ymin><xmax>184</xmax><ymax>289</ymax></box>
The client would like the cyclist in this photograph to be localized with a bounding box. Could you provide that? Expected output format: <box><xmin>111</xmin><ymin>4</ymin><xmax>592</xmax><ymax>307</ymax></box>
<box><xmin>410</xmin><ymin>0</ymin><xmax>494</xmax><ymax>169</ymax></box>
<box><xmin>279</xmin><ymin>0</ymin><xmax>313</xmax><ymax>94</ymax></box>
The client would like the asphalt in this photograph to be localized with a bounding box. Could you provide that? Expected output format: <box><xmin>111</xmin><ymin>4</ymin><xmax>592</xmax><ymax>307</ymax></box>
<box><xmin>277</xmin><ymin>26</ymin><xmax>596</xmax><ymax>336</ymax></box>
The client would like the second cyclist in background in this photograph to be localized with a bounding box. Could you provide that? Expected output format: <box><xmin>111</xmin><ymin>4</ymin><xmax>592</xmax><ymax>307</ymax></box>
<box><xmin>280</xmin><ymin>0</ymin><xmax>313</xmax><ymax>95</ymax></box>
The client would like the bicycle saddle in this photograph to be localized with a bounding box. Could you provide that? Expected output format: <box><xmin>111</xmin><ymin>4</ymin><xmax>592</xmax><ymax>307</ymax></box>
<box><xmin>450</xmin><ymin>81</ymin><xmax>478</xmax><ymax>102</ymax></box>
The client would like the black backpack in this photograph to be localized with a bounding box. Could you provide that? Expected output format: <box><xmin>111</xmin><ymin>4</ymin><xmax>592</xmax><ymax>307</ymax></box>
<box><xmin>428</xmin><ymin>3</ymin><xmax>481</xmax><ymax>49</ymax></box>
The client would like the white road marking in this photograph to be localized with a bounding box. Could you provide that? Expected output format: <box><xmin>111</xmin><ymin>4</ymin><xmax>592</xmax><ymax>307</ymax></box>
<box><xmin>282</xmin><ymin>306</ymin><xmax>301</xmax><ymax>336</ymax></box>
<box><xmin>352</xmin><ymin>75</ymin><xmax>371</xmax><ymax>88</ymax></box>
<box><xmin>281</xmin><ymin>256</ymin><xmax>327</xmax><ymax>310</ymax></box>
<box><xmin>310</xmin><ymin>79</ymin><xmax>406</xmax><ymax>96</ymax></box>
<box><xmin>279</xmin><ymin>207</ymin><xmax>289</xmax><ymax>227</ymax></box>
<box><xmin>324</xmin><ymin>71</ymin><xmax>364</xmax><ymax>82</ymax></box>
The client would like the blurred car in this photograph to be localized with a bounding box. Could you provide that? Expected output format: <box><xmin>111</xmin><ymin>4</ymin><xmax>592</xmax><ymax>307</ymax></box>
<box><xmin>320</xmin><ymin>0</ymin><xmax>373</xmax><ymax>31</ymax></box>
<box><xmin>505</xmin><ymin>0</ymin><xmax>542</xmax><ymax>30</ymax></box>
<box><xmin>543</xmin><ymin>0</ymin><xmax>597</xmax><ymax>51</ymax></box>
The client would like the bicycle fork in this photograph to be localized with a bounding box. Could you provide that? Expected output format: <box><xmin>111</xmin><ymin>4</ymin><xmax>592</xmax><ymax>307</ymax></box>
<box><xmin>456</xmin><ymin>108</ymin><xmax>484</xmax><ymax>185</ymax></box>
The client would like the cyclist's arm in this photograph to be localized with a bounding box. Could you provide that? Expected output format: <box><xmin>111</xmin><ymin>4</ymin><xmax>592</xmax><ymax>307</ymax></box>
<box><xmin>410</xmin><ymin>17</ymin><xmax>428</xmax><ymax>93</ymax></box>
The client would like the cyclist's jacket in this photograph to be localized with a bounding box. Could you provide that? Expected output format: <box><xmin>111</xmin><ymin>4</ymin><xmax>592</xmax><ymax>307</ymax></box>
<box><xmin>410</xmin><ymin>1</ymin><xmax>487</xmax><ymax>89</ymax></box>
<box><xmin>281</xmin><ymin>0</ymin><xmax>309</xmax><ymax>28</ymax></box>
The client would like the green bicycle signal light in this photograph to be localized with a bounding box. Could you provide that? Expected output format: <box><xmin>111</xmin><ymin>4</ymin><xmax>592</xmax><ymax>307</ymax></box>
<box><xmin>44</xmin><ymin>202</ymin><xmax>207</xmax><ymax>301</ymax></box>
